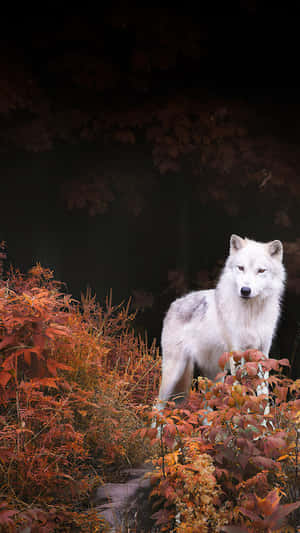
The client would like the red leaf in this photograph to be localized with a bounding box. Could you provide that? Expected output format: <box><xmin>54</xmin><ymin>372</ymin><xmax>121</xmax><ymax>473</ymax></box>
<box><xmin>275</xmin><ymin>386</ymin><xmax>288</xmax><ymax>402</ymax></box>
<box><xmin>138</xmin><ymin>427</ymin><xmax>147</xmax><ymax>439</ymax></box>
<box><xmin>0</xmin><ymin>371</ymin><xmax>12</xmax><ymax>387</ymax></box>
<box><xmin>0</xmin><ymin>335</ymin><xmax>16</xmax><ymax>350</ymax></box>
<box><xmin>238</xmin><ymin>507</ymin><xmax>260</xmax><ymax>522</ymax></box>
<box><xmin>0</xmin><ymin>506</ymin><xmax>17</xmax><ymax>525</ymax></box>
<box><xmin>218</xmin><ymin>352</ymin><xmax>232</xmax><ymax>370</ymax></box>
<box><xmin>164</xmin><ymin>423</ymin><xmax>177</xmax><ymax>437</ymax></box>
<box><xmin>277</xmin><ymin>358</ymin><xmax>290</xmax><ymax>367</ymax></box>
<box><xmin>263</xmin><ymin>435</ymin><xmax>287</xmax><ymax>457</ymax></box>
<box><xmin>152</xmin><ymin>508</ymin><xmax>171</xmax><ymax>526</ymax></box>
<box><xmin>147</xmin><ymin>427</ymin><xmax>159</xmax><ymax>440</ymax></box>
<box><xmin>244</xmin><ymin>362</ymin><xmax>258</xmax><ymax>377</ymax></box>
<box><xmin>243</xmin><ymin>349</ymin><xmax>265</xmax><ymax>362</ymax></box>
<box><xmin>255</xmin><ymin>488</ymin><xmax>281</xmax><ymax>517</ymax></box>
<box><xmin>233</xmin><ymin>351</ymin><xmax>245</xmax><ymax>362</ymax></box>
<box><xmin>261</xmin><ymin>359</ymin><xmax>280</xmax><ymax>371</ymax></box>
<box><xmin>251</xmin><ymin>456</ymin><xmax>278</xmax><ymax>469</ymax></box>
<box><xmin>270</xmin><ymin>500</ymin><xmax>300</xmax><ymax>523</ymax></box>
<box><xmin>215</xmin><ymin>370</ymin><xmax>227</xmax><ymax>381</ymax></box>
<box><xmin>33</xmin><ymin>333</ymin><xmax>46</xmax><ymax>351</ymax></box>
<box><xmin>163</xmin><ymin>433</ymin><xmax>176</xmax><ymax>448</ymax></box>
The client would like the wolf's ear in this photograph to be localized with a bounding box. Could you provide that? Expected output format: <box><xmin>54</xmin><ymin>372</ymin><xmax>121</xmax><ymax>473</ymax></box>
<box><xmin>268</xmin><ymin>240</ymin><xmax>283</xmax><ymax>261</ymax></box>
<box><xmin>230</xmin><ymin>234</ymin><xmax>245</xmax><ymax>253</ymax></box>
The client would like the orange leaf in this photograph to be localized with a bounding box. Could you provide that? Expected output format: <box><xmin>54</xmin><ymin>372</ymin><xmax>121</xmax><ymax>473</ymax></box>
<box><xmin>23</xmin><ymin>349</ymin><xmax>31</xmax><ymax>366</ymax></box>
<box><xmin>47</xmin><ymin>359</ymin><xmax>57</xmax><ymax>376</ymax></box>
<box><xmin>30</xmin><ymin>377</ymin><xmax>58</xmax><ymax>389</ymax></box>
<box><xmin>47</xmin><ymin>359</ymin><xmax>72</xmax><ymax>375</ymax></box>
<box><xmin>2</xmin><ymin>353</ymin><xmax>16</xmax><ymax>370</ymax></box>
<box><xmin>45</xmin><ymin>324</ymin><xmax>69</xmax><ymax>339</ymax></box>
<box><xmin>55</xmin><ymin>362</ymin><xmax>72</xmax><ymax>371</ymax></box>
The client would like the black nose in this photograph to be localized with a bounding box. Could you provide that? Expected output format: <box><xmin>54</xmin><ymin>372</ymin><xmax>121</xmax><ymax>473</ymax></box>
<box><xmin>241</xmin><ymin>286</ymin><xmax>251</xmax><ymax>298</ymax></box>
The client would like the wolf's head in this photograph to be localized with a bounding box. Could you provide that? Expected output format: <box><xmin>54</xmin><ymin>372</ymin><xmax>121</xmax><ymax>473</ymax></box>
<box><xmin>225</xmin><ymin>234</ymin><xmax>285</xmax><ymax>300</ymax></box>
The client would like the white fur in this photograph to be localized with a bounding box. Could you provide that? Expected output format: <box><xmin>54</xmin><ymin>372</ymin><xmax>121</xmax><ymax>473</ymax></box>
<box><xmin>158</xmin><ymin>235</ymin><xmax>286</xmax><ymax>404</ymax></box>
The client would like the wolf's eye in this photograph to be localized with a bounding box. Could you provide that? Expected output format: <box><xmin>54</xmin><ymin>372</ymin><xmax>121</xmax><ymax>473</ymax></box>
<box><xmin>258</xmin><ymin>268</ymin><xmax>266</xmax><ymax>274</ymax></box>
<box><xmin>237</xmin><ymin>265</ymin><xmax>244</xmax><ymax>271</ymax></box>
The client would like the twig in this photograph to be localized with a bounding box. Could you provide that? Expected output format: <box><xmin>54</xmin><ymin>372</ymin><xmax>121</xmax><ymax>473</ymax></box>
<box><xmin>160</xmin><ymin>427</ymin><xmax>166</xmax><ymax>479</ymax></box>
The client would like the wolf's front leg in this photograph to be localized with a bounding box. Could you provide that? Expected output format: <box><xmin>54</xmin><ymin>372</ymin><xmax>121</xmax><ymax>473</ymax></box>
<box><xmin>257</xmin><ymin>337</ymin><xmax>272</xmax><ymax>399</ymax></box>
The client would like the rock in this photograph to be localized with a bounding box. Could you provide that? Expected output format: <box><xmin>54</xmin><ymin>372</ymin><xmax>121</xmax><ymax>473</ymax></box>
<box><xmin>93</xmin><ymin>464</ymin><xmax>159</xmax><ymax>531</ymax></box>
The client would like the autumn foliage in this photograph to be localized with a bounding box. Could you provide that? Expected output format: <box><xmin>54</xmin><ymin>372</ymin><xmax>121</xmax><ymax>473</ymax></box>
<box><xmin>2</xmin><ymin>265</ymin><xmax>300</xmax><ymax>531</ymax></box>
<box><xmin>0</xmin><ymin>265</ymin><xmax>160</xmax><ymax>531</ymax></box>
<box><xmin>138</xmin><ymin>350</ymin><xmax>300</xmax><ymax>532</ymax></box>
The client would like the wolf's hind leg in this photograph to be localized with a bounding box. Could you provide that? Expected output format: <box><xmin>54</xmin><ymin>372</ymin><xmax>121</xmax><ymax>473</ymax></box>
<box><xmin>152</xmin><ymin>353</ymin><xmax>193</xmax><ymax>431</ymax></box>
<box><xmin>158</xmin><ymin>352</ymin><xmax>194</xmax><ymax>408</ymax></box>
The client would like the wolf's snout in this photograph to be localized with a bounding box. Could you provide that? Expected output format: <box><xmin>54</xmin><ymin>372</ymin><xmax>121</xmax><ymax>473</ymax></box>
<box><xmin>241</xmin><ymin>286</ymin><xmax>251</xmax><ymax>298</ymax></box>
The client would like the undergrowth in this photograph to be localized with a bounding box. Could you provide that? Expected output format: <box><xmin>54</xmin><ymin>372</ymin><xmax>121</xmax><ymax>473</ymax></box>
<box><xmin>137</xmin><ymin>351</ymin><xmax>300</xmax><ymax>532</ymax></box>
<box><xmin>0</xmin><ymin>265</ymin><xmax>160</xmax><ymax>532</ymax></box>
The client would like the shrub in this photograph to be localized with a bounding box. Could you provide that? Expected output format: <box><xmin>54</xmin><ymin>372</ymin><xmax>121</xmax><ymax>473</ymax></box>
<box><xmin>138</xmin><ymin>350</ymin><xmax>300</xmax><ymax>532</ymax></box>
<box><xmin>0</xmin><ymin>265</ymin><xmax>160</xmax><ymax>531</ymax></box>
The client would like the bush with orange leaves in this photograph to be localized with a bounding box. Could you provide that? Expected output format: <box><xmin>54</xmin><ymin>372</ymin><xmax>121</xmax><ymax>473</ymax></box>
<box><xmin>0</xmin><ymin>265</ymin><xmax>160</xmax><ymax>532</ymax></box>
<box><xmin>138</xmin><ymin>350</ymin><xmax>300</xmax><ymax>532</ymax></box>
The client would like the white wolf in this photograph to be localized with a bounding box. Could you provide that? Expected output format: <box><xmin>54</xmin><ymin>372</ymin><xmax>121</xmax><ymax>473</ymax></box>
<box><xmin>159</xmin><ymin>235</ymin><xmax>286</xmax><ymax>405</ymax></box>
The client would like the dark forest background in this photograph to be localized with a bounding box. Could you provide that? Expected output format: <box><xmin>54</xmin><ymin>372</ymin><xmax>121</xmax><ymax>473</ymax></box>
<box><xmin>1</xmin><ymin>7</ymin><xmax>300</xmax><ymax>375</ymax></box>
